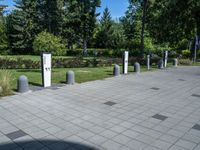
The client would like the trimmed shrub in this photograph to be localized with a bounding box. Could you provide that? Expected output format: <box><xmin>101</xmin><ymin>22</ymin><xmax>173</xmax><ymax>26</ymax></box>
<box><xmin>181</xmin><ymin>49</ymin><xmax>191</xmax><ymax>58</ymax></box>
<box><xmin>178</xmin><ymin>59</ymin><xmax>192</xmax><ymax>65</ymax></box>
<box><xmin>33</xmin><ymin>32</ymin><xmax>66</xmax><ymax>56</ymax></box>
<box><xmin>0</xmin><ymin>69</ymin><xmax>13</xmax><ymax>96</ymax></box>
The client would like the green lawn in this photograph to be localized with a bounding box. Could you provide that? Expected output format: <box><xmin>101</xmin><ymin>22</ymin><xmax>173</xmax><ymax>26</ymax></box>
<box><xmin>9</xmin><ymin>65</ymin><xmax>157</xmax><ymax>90</ymax></box>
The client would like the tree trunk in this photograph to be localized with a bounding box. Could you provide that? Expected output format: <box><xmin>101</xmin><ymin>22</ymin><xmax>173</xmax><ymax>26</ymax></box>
<box><xmin>140</xmin><ymin>0</ymin><xmax>148</xmax><ymax>58</ymax></box>
<box><xmin>83</xmin><ymin>38</ymin><xmax>87</xmax><ymax>56</ymax></box>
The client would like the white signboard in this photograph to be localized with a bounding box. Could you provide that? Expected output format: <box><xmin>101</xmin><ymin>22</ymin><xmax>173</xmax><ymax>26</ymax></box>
<box><xmin>41</xmin><ymin>53</ymin><xmax>52</xmax><ymax>87</ymax></box>
<box><xmin>123</xmin><ymin>51</ymin><xmax>129</xmax><ymax>74</ymax></box>
<box><xmin>164</xmin><ymin>51</ymin><xmax>168</xmax><ymax>68</ymax></box>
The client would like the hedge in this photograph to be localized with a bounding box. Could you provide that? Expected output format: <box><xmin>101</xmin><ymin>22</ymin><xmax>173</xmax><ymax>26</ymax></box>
<box><xmin>0</xmin><ymin>56</ymin><xmax>164</xmax><ymax>69</ymax></box>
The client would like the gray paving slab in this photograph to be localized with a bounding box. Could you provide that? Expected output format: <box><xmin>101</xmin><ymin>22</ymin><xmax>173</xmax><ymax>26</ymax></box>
<box><xmin>0</xmin><ymin>66</ymin><xmax>200</xmax><ymax>150</ymax></box>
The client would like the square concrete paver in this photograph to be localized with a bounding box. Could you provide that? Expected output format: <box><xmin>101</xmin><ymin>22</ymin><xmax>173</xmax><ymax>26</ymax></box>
<box><xmin>0</xmin><ymin>66</ymin><xmax>200</xmax><ymax>150</ymax></box>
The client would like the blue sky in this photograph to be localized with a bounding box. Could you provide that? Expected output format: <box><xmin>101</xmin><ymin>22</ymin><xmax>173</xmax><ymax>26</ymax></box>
<box><xmin>0</xmin><ymin>0</ymin><xmax>129</xmax><ymax>19</ymax></box>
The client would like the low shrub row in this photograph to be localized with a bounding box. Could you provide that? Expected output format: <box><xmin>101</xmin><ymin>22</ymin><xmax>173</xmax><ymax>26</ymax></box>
<box><xmin>0</xmin><ymin>56</ymin><xmax>165</xmax><ymax>69</ymax></box>
<box><xmin>0</xmin><ymin>57</ymin><xmax>120</xmax><ymax>69</ymax></box>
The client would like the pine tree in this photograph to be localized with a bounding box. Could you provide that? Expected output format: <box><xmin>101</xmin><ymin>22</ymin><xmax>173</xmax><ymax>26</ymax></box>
<box><xmin>0</xmin><ymin>7</ymin><xmax>7</xmax><ymax>52</ymax></box>
<box><xmin>95</xmin><ymin>7</ymin><xmax>113</xmax><ymax>48</ymax></box>
<box><xmin>37</xmin><ymin>0</ymin><xmax>65</xmax><ymax>35</ymax></box>
<box><xmin>7</xmin><ymin>0</ymin><xmax>38</xmax><ymax>54</ymax></box>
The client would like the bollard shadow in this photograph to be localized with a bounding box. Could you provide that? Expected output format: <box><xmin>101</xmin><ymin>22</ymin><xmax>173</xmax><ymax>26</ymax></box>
<box><xmin>105</xmin><ymin>70</ymin><xmax>114</xmax><ymax>76</ymax></box>
<box><xmin>29</xmin><ymin>82</ymin><xmax>42</xmax><ymax>87</ymax></box>
<box><xmin>60</xmin><ymin>81</ymin><xmax>67</xmax><ymax>84</ymax></box>
<box><xmin>0</xmin><ymin>140</ymin><xmax>100</xmax><ymax>150</ymax></box>
<box><xmin>17</xmin><ymin>69</ymin><xmax>57</xmax><ymax>73</ymax></box>
<box><xmin>17</xmin><ymin>69</ymin><xmax>41</xmax><ymax>73</ymax></box>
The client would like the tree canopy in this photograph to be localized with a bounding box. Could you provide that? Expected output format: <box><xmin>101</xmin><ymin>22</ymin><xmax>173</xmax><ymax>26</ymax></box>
<box><xmin>0</xmin><ymin>0</ymin><xmax>199</xmax><ymax>57</ymax></box>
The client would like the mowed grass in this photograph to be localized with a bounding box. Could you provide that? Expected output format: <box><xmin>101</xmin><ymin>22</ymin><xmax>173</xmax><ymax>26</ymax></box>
<box><xmin>10</xmin><ymin>67</ymin><xmax>113</xmax><ymax>90</ymax></box>
<box><xmin>9</xmin><ymin>65</ymin><xmax>157</xmax><ymax>90</ymax></box>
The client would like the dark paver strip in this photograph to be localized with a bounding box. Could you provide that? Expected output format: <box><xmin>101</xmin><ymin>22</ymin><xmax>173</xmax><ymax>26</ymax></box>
<box><xmin>104</xmin><ymin>101</ymin><xmax>117</xmax><ymax>106</ymax></box>
<box><xmin>151</xmin><ymin>87</ymin><xmax>160</xmax><ymax>90</ymax></box>
<box><xmin>192</xmin><ymin>124</ymin><xmax>200</xmax><ymax>131</ymax></box>
<box><xmin>6</xmin><ymin>130</ymin><xmax>28</xmax><ymax>140</ymax></box>
<box><xmin>152</xmin><ymin>114</ymin><xmax>168</xmax><ymax>121</ymax></box>
<box><xmin>191</xmin><ymin>94</ymin><xmax>200</xmax><ymax>98</ymax></box>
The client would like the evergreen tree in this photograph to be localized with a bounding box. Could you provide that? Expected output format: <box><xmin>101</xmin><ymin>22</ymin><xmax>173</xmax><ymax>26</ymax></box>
<box><xmin>37</xmin><ymin>0</ymin><xmax>65</xmax><ymax>35</ymax></box>
<box><xmin>7</xmin><ymin>0</ymin><xmax>38</xmax><ymax>53</ymax></box>
<box><xmin>0</xmin><ymin>6</ymin><xmax>7</xmax><ymax>52</ymax></box>
<box><xmin>62</xmin><ymin>0</ymin><xmax>82</xmax><ymax>50</ymax></box>
<box><xmin>78</xmin><ymin>0</ymin><xmax>101</xmax><ymax>55</ymax></box>
<box><xmin>95</xmin><ymin>7</ymin><xmax>113</xmax><ymax>48</ymax></box>
<box><xmin>121</xmin><ymin>1</ymin><xmax>139</xmax><ymax>40</ymax></box>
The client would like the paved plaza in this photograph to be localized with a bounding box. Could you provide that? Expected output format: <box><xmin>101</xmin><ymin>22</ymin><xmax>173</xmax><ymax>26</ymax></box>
<box><xmin>0</xmin><ymin>66</ymin><xmax>200</xmax><ymax>150</ymax></box>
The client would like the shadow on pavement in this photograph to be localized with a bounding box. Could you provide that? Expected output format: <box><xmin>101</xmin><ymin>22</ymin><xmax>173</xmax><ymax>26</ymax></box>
<box><xmin>0</xmin><ymin>140</ymin><xmax>100</xmax><ymax>150</ymax></box>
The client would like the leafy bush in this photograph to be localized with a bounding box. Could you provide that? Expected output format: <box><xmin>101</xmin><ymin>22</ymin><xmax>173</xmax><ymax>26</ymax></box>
<box><xmin>0</xmin><ymin>69</ymin><xmax>13</xmax><ymax>96</ymax></box>
<box><xmin>181</xmin><ymin>49</ymin><xmax>191</xmax><ymax>58</ymax></box>
<box><xmin>33</xmin><ymin>32</ymin><xmax>66</xmax><ymax>56</ymax></box>
<box><xmin>0</xmin><ymin>57</ymin><xmax>120</xmax><ymax>69</ymax></box>
<box><xmin>178</xmin><ymin>59</ymin><xmax>192</xmax><ymax>65</ymax></box>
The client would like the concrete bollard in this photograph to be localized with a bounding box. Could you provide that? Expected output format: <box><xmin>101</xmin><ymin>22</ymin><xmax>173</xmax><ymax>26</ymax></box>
<box><xmin>113</xmin><ymin>64</ymin><xmax>120</xmax><ymax>76</ymax></box>
<box><xmin>173</xmin><ymin>58</ymin><xmax>178</xmax><ymax>67</ymax></box>
<box><xmin>134</xmin><ymin>62</ymin><xmax>140</xmax><ymax>73</ymax></box>
<box><xmin>147</xmin><ymin>55</ymin><xmax>150</xmax><ymax>70</ymax></box>
<box><xmin>18</xmin><ymin>75</ymin><xmax>29</xmax><ymax>93</ymax></box>
<box><xmin>67</xmin><ymin>70</ymin><xmax>75</xmax><ymax>84</ymax></box>
<box><xmin>158</xmin><ymin>60</ymin><xmax>164</xmax><ymax>69</ymax></box>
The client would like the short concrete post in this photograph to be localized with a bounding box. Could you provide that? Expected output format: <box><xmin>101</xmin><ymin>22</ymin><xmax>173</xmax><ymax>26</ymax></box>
<box><xmin>147</xmin><ymin>55</ymin><xmax>150</xmax><ymax>70</ymax></box>
<box><xmin>18</xmin><ymin>75</ymin><xmax>29</xmax><ymax>93</ymax></box>
<box><xmin>158</xmin><ymin>60</ymin><xmax>164</xmax><ymax>69</ymax></box>
<box><xmin>134</xmin><ymin>62</ymin><xmax>140</xmax><ymax>73</ymax></box>
<box><xmin>173</xmin><ymin>58</ymin><xmax>178</xmax><ymax>67</ymax></box>
<box><xmin>67</xmin><ymin>70</ymin><xmax>75</xmax><ymax>84</ymax></box>
<box><xmin>113</xmin><ymin>65</ymin><xmax>120</xmax><ymax>76</ymax></box>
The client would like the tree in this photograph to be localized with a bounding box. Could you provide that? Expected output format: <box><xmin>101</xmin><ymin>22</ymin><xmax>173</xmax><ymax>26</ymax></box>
<box><xmin>61</xmin><ymin>0</ymin><xmax>82</xmax><ymax>50</ymax></box>
<box><xmin>147</xmin><ymin>0</ymin><xmax>200</xmax><ymax>47</ymax></box>
<box><xmin>0</xmin><ymin>7</ymin><xmax>7</xmax><ymax>52</ymax></box>
<box><xmin>78</xmin><ymin>0</ymin><xmax>101</xmax><ymax>55</ymax></box>
<box><xmin>128</xmin><ymin>0</ymin><xmax>155</xmax><ymax>57</ymax></box>
<box><xmin>36</xmin><ymin>0</ymin><xmax>65</xmax><ymax>35</ymax></box>
<box><xmin>95</xmin><ymin>7</ymin><xmax>113</xmax><ymax>48</ymax></box>
<box><xmin>7</xmin><ymin>0</ymin><xmax>38</xmax><ymax>54</ymax></box>
<box><xmin>33</xmin><ymin>31</ymin><xmax>65</xmax><ymax>55</ymax></box>
<box><xmin>121</xmin><ymin>0</ymin><xmax>142</xmax><ymax>52</ymax></box>
<box><xmin>109</xmin><ymin>22</ymin><xmax>126</xmax><ymax>49</ymax></box>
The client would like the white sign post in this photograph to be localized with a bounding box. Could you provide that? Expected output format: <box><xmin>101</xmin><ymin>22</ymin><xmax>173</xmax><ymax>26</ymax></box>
<box><xmin>164</xmin><ymin>50</ymin><xmax>168</xmax><ymax>68</ymax></box>
<box><xmin>123</xmin><ymin>51</ymin><xmax>129</xmax><ymax>74</ymax></box>
<box><xmin>41</xmin><ymin>52</ymin><xmax>52</xmax><ymax>87</ymax></box>
<box><xmin>147</xmin><ymin>55</ymin><xmax>150</xmax><ymax>70</ymax></box>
